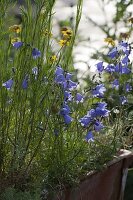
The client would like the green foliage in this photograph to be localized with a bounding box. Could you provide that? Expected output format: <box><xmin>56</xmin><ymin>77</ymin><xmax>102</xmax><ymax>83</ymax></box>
<box><xmin>0</xmin><ymin>0</ymin><xmax>132</xmax><ymax>198</ymax></box>
<box><xmin>0</xmin><ymin>187</ymin><xmax>40</xmax><ymax>200</ymax></box>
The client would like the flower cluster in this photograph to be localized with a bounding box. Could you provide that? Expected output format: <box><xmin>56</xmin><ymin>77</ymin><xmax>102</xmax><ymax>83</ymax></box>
<box><xmin>59</xmin><ymin>27</ymin><xmax>73</xmax><ymax>47</ymax></box>
<box><xmin>79</xmin><ymin>102</ymin><xmax>110</xmax><ymax>142</ymax></box>
<box><xmin>96</xmin><ymin>41</ymin><xmax>132</xmax><ymax>105</ymax></box>
<box><xmin>55</xmin><ymin>66</ymin><xmax>84</xmax><ymax>124</ymax></box>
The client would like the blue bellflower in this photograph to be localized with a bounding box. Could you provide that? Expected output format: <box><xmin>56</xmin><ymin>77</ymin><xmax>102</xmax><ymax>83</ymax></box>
<box><xmin>94</xmin><ymin>120</ymin><xmax>104</xmax><ymax>132</ymax></box>
<box><xmin>79</xmin><ymin>115</ymin><xmax>92</xmax><ymax>127</ymax></box>
<box><xmin>67</xmin><ymin>80</ymin><xmax>78</xmax><ymax>91</ymax></box>
<box><xmin>12</xmin><ymin>41</ymin><xmax>23</xmax><ymax>49</ymax></box>
<box><xmin>112</xmin><ymin>79</ymin><xmax>119</xmax><ymax>90</ymax></box>
<box><xmin>85</xmin><ymin>131</ymin><xmax>94</xmax><ymax>142</ymax></box>
<box><xmin>55</xmin><ymin>66</ymin><xmax>64</xmax><ymax>76</ymax></box>
<box><xmin>32</xmin><ymin>67</ymin><xmax>38</xmax><ymax>76</ymax></box>
<box><xmin>125</xmin><ymin>83</ymin><xmax>132</xmax><ymax>92</ymax></box>
<box><xmin>122</xmin><ymin>55</ymin><xmax>129</xmax><ymax>64</ymax></box>
<box><xmin>63</xmin><ymin>114</ymin><xmax>73</xmax><ymax>124</ymax></box>
<box><xmin>92</xmin><ymin>84</ymin><xmax>106</xmax><ymax>98</ymax></box>
<box><xmin>32</xmin><ymin>48</ymin><xmax>41</xmax><ymax>59</ymax></box>
<box><xmin>64</xmin><ymin>91</ymin><xmax>73</xmax><ymax>101</ymax></box>
<box><xmin>2</xmin><ymin>78</ymin><xmax>13</xmax><ymax>90</ymax></box>
<box><xmin>120</xmin><ymin>96</ymin><xmax>128</xmax><ymax>105</ymax></box>
<box><xmin>105</xmin><ymin>64</ymin><xmax>115</xmax><ymax>73</ymax></box>
<box><xmin>75</xmin><ymin>93</ymin><xmax>84</xmax><ymax>103</ymax></box>
<box><xmin>96</xmin><ymin>62</ymin><xmax>104</xmax><ymax>72</ymax></box>
<box><xmin>22</xmin><ymin>76</ymin><xmax>28</xmax><ymax>89</ymax></box>
<box><xmin>108</xmin><ymin>47</ymin><xmax>118</xmax><ymax>59</ymax></box>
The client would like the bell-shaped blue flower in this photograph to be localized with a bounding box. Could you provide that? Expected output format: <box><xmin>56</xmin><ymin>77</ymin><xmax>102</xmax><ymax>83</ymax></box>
<box><xmin>2</xmin><ymin>78</ymin><xmax>13</xmax><ymax>90</ymax></box>
<box><xmin>108</xmin><ymin>47</ymin><xmax>118</xmax><ymax>58</ymax></box>
<box><xmin>12</xmin><ymin>41</ymin><xmax>23</xmax><ymax>49</ymax></box>
<box><xmin>75</xmin><ymin>93</ymin><xmax>84</xmax><ymax>103</ymax></box>
<box><xmin>87</xmin><ymin>109</ymin><xmax>96</xmax><ymax>118</ymax></box>
<box><xmin>125</xmin><ymin>83</ymin><xmax>132</xmax><ymax>92</ymax></box>
<box><xmin>79</xmin><ymin>115</ymin><xmax>92</xmax><ymax>127</ymax></box>
<box><xmin>32</xmin><ymin>67</ymin><xmax>38</xmax><ymax>76</ymax></box>
<box><xmin>67</xmin><ymin>80</ymin><xmax>78</xmax><ymax>91</ymax></box>
<box><xmin>64</xmin><ymin>91</ymin><xmax>73</xmax><ymax>101</ymax></box>
<box><xmin>85</xmin><ymin>131</ymin><xmax>94</xmax><ymax>142</ymax></box>
<box><xmin>32</xmin><ymin>48</ymin><xmax>41</xmax><ymax>59</ymax></box>
<box><xmin>121</xmin><ymin>66</ymin><xmax>131</xmax><ymax>74</ymax></box>
<box><xmin>55</xmin><ymin>74</ymin><xmax>65</xmax><ymax>84</ymax></box>
<box><xmin>92</xmin><ymin>84</ymin><xmax>106</xmax><ymax>98</ymax></box>
<box><xmin>122</xmin><ymin>55</ymin><xmax>129</xmax><ymax>64</ymax></box>
<box><xmin>65</xmin><ymin>72</ymin><xmax>73</xmax><ymax>80</ymax></box>
<box><xmin>94</xmin><ymin>120</ymin><xmax>104</xmax><ymax>132</ymax></box>
<box><xmin>22</xmin><ymin>76</ymin><xmax>28</xmax><ymax>89</ymax></box>
<box><xmin>55</xmin><ymin>66</ymin><xmax>64</xmax><ymax>76</ymax></box>
<box><xmin>96</xmin><ymin>62</ymin><xmax>104</xmax><ymax>72</ymax></box>
<box><xmin>105</xmin><ymin>64</ymin><xmax>115</xmax><ymax>73</ymax></box>
<box><xmin>63</xmin><ymin>114</ymin><xmax>73</xmax><ymax>124</ymax></box>
<box><xmin>112</xmin><ymin>79</ymin><xmax>119</xmax><ymax>90</ymax></box>
<box><xmin>120</xmin><ymin>96</ymin><xmax>128</xmax><ymax>105</ymax></box>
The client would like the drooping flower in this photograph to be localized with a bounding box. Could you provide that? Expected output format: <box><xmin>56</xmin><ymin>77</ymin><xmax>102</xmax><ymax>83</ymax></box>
<box><xmin>55</xmin><ymin>66</ymin><xmax>64</xmax><ymax>76</ymax></box>
<box><xmin>65</xmin><ymin>72</ymin><xmax>73</xmax><ymax>80</ymax></box>
<box><xmin>120</xmin><ymin>96</ymin><xmax>128</xmax><ymax>105</ymax></box>
<box><xmin>63</xmin><ymin>114</ymin><xmax>73</xmax><ymax>124</ymax></box>
<box><xmin>32</xmin><ymin>48</ymin><xmax>41</xmax><ymax>59</ymax></box>
<box><xmin>125</xmin><ymin>83</ymin><xmax>132</xmax><ymax>92</ymax></box>
<box><xmin>95</xmin><ymin>103</ymin><xmax>110</xmax><ymax>117</ymax></box>
<box><xmin>96</xmin><ymin>62</ymin><xmax>104</xmax><ymax>72</ymax></box>
<box><xmin>117</xmin><ymin>41</ymin><xmax>131</xmax><ymax>55</ymax></box>
<box><xmin>67</xmin><ymin>80</ymin><xmax>78</xmax><ymax>91</ymax></box>
<box><xmin>32</xmin><ymin>67</ymin><xmax>38</xmax><ymax>76</ymax></box>
<box><xmin>85</xmin><ymin>131</ymin><xmax>94</xmax><ymax>142</ymax></box>
<box><xmin>55</xmin><ymin>74</ymin><xmax>65</xmax><ymax>84</ymax></box>
<box><xmin>94</xmin><ymin>120</ymin><xmax>104</xmax><ymax>132</ymax></box>
<box><xmin>22</xmin><ymin>76</ymin><xmax>28</xmax><ymax>89</ymax></box>
<box><xmin>112</xmin><ymin>79</ymin><xmax>119</xmax><ymax>90</ymax></box>
<box><xmin>108</xmin><ymin>47</ymin><xmax>118</xmax><ymax>59</ymax></box>
<box><xmin>105</xmin><ymin>64</ymin><xmax>115</xmax><ymax>73</ymax></box>
<box><xmin>11</xmin><ymin>38</ymin><xmax>23</xmax><ymax>49</ymax></box>
<box><xmin>115</xmin><ymin>63</ymin><xmax>122</xmax><ymax>73</ymax></box>
<box><xmin>122</xmin><ymin>55</ymin><xmax>129</xmax><ymax>64</ymax></box>
<box><xmin>2</xmin><ymin>79</ymin><xmax>13</xmax><ymax>90</ymax></box>
<box><xmin>79</xmin><ymin>115</ymin><xmax>92</xmax><ymax>127</ymax></box>
<box><xmin>92</xmin><ymin>84</ymin><xmax>106</xmax><ymax>98</ymax></box>
<box><xmin>87</xmin><ymin>109</ymin><xmax>96</xmax><ymax>118</ymax></box>
<box><xmin>64</xmin><ymin>91</ymin><xmax>73</xmax><ymax>101</ymax></box>
<box><xmin>121</xmin><ymin>66</ymin><xmax>131</xmax><ymax>74</ymax></box>
<box><xmin>75</xmin><ymin>93</ymin><xmax>84</xmax><ymax>103</ymax></box>
<box><xmin>13</xmin><ymin>41</ymin><xmax>23</xmax><ymax>49</ymax></box>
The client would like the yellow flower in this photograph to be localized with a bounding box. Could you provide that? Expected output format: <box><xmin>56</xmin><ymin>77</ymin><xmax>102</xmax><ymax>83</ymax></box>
<box><xmin>61</xmin><ymin>27</ymin><xmax>72</xmax><ymax>40</ymax></box>
<box><xmin>50</xmin><ymin>55</ymin><xmax>57</xmax><ymax>63</ymax></box>
<box><xmin>128</xmin><ymin>17</ymin><xmax>133</xmax><ymax>24</ymax></box>
<box><xmin>104</xmin><ymin>38</ymin><xmax>115</xmax><ymax>46</ymax></box>
<box><xmin>59</xmin><ymin>39</ymin><xmax>70</xmax><ymax>47</ymax></box>
<box><xmin>9</xmin><ymin>25</ymin><xmax>22</xmax><ymax>33</ymax></box>
<box><xmin>41</xmin><ymin>29</ymin><xmax>53</xmax><ymax>37</ymax></box>
<box><xmin>11</xmin><ymin>37</ymin><xmax>21</xmax><ymax>44</ymax></box>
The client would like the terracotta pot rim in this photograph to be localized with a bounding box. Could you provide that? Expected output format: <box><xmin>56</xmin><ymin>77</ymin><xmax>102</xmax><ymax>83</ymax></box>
<box><xmin>83</xmin><ymin>149</ymin><xmax>133</xmax><ymax>179</ymax></box>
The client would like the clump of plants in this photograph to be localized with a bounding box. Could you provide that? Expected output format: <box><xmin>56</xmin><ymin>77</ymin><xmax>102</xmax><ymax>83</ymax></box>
<box><xmin>0</xmin><ymin>0</ymin><xmax>133</xmax><ymax>199</ymax></box>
